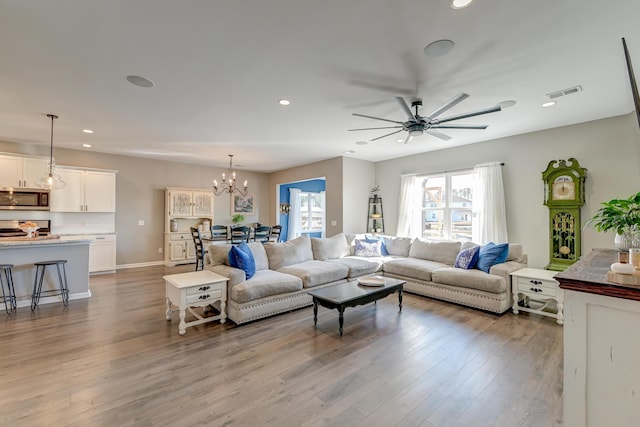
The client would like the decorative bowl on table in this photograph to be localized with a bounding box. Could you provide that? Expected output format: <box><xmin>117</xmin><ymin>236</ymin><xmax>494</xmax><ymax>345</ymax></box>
<box><xmin>19</xmin><ymin>222</ymin><xmax>39</xmax><ymax>238</ymax></box>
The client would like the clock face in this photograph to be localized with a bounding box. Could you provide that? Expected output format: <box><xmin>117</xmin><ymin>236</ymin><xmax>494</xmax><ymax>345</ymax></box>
<box><xmin>551</xmin><ymin>175</ymin><xmax>575</xmax><ymax>200</ymax></box>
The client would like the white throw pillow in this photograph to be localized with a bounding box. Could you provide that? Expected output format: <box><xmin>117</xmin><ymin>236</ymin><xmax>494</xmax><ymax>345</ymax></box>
<box><xmin>354</xmin><ymin>239</ymin><xmax>382</xmax><ymax>257</ymax></box>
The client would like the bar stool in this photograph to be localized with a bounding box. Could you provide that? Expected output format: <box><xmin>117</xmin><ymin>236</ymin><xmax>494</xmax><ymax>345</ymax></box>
<box><xmin>0</xmin><ymin>264</ymin><xmax>17</xmax><ymax>315</ymax></box>
<box><xmin>31</xmin><ymin>260</ymin><xmax>69</xmax><ymax>310</ymax></box>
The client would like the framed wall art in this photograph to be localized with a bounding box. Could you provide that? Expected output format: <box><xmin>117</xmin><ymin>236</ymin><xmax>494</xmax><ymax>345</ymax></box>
<box><xmin>231</xmin><ymin>193</ymin><xmax>255</xmax><ymax>215</ymax></box>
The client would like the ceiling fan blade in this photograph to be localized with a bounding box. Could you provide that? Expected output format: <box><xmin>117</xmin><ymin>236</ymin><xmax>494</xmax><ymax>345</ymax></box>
<box><xmin>426</xmin><ymin>129</ymin><xmax>452</xmax><ymax>141</ymax></box>
<box><xmin>352</xmin><ymin>113</ymin><xmax>404</xmax><ymax>124</ymax></box>
<box><xmin>395</xmin><ymin>97</ymin><xmax>417</xmax><ymax>122</ymax></box>
<box><xmin>434</xmin><ymin>105</ymin><xmax>501</xmax><ymax>124</ymax></box>
<box><xmin>348</xmin><ymin>126</ymin><xmax>403</xmax><ymax>131</ymax></box>
<box><xmin>371</xmin><ymin>129</ymin><xmax>403</xmax><ymax>141</ymax></box>
<box><xmin>430</xmin><ymin>124</ymin><xmax>489</xmax><ymax>129</ymax></box>
<box><xmin>425</xmin><ymin>93</ymin><xmax>469</xmax><ymax>119</ymax></box>
<box><xmin>403</xmin><ymin>133</ymin><xmax>414</xmax><ymax>144</ymax></box>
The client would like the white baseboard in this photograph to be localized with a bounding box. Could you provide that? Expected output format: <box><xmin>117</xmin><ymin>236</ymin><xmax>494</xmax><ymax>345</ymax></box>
<box><xmin>116</xmin><ymin>261</ymin><xmax>165</xmax><ymax>270</ymax></box>
<box><xmin>11</xmin><ymin>291</ymin><xmax>92</xmax><ymax>309</ymax></box>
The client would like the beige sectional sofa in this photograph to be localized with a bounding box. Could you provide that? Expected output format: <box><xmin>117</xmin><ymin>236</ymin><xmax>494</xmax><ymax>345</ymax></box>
<box><xmin>204</xmin><ymin>233</ymin><xmax>527</xmax><ymax>324</ymax></box>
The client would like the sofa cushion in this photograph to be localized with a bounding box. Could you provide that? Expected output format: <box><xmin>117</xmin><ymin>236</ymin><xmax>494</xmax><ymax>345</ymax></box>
<box><xmin>354</xmin><ymin>239</ymin><xmax>382</xmax><ymax>257</ymax></box>
<box><xmin>278</xmin><ymin>260</ymin><xmax>348</xmax><ymax>288</ymax></box>
<box><xmin>311</xmin><ymin>233</ymin><xmax>349</xmax><ymax>261</ymax></box>
<box><xmin>409</xmin><ymin>239</ymin><xmax>461</xmax><ymax>265</ymax></box>
<box><xmin>230</xmin><ymin>270</ymin><xmax>303</xmax><ymax>303</ymax></box>
<box><xmin>381</xmin><ymin>236</ymin><xmax>413</xmax><ymax>257</ymax></box>
<box><xmin>208</xmin><ymin>243</ymin><xmax>233</xmax><ymax>266</ymax></box>
<box><xmin>506</xmin><ymin>244</ymin><xmax>524</xmax><ymax>262</ymax></box>
<box><xmin>229</xmin><ymin>243</ymin><xmax>256</xmax><ymax>279</ymax></box>
<box><xmin>454</xmin><ymin>245</ymin><xmax>480</xmax><ymax>269</ymax></box>
<box><xmin>431</xmin><ymin>268</ymin><xmax>507</xmax><ymax>294</ymax></box>
<box><xmin>477</xmin><ymin>242</ymin><xmax>509</xmax><ymax>273</ymax></box>
<box><xmin>383</xmin><ymin>257</ymin><xmax>450</xmax><ymax>282</ymax></box>
<box><xmin>327</xmin><ymin>256</ymin><xmax>382</xmax><ymax>278</ymax></box>
<box><xmin>264</xmin><ymin>234</ymin><xmax>313</xmax><ymax>270</ymax></box>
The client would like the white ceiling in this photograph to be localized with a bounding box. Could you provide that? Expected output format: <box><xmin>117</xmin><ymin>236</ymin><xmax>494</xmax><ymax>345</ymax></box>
<box><xmin>0</xmin><ymin>0</ymin><xmax>639</xmax><ymax>172</ymax></box>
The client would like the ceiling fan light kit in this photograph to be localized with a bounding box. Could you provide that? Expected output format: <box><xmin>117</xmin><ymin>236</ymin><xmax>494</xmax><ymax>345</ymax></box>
<box><xmin>349</xmin><ymin>92</ymin><xmax>502</xmax><ymax>144</ymax></box>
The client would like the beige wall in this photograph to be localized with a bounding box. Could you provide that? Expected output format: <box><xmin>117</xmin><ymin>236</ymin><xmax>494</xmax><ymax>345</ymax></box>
<box><xmin>342</xmin><ymin>157</ymin><xmax>376</xmax><ymax>234</ymax></box>
<box><xmin>375</xmin><ymin>113</ymin><xmax>640</xmax><ymax>269</ymax></box>
<box><xmin>267</xmin><ymin>157</ymin><xmax>343</xmax><ymax>236</ymax></box>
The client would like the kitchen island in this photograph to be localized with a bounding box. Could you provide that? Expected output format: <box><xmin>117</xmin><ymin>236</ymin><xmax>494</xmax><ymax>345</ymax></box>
<box><xmin>0</xmin><ymin>237</ymin><xmax>90</xmax><ymax>308</ymax></box>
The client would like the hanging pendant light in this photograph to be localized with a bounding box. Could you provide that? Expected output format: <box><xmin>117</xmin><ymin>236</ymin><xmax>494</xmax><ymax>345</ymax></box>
<box><xmin>212</xmin><ymin>154</ymin><xmax>248</xmax><ymax>196</ymax></box>
<box><xmin>37</xmin><ymin>114</ymin><xmax>65</xmax><ymax>189</ymax></box>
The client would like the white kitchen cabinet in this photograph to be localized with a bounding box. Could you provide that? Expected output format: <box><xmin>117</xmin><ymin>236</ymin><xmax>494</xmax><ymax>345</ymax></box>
<box><xmin>0</xmin><ymin>155</ymin><xmax>48</xmax><ymax>188</ymax></box>
<box><xmin>51</xmin><ymin>168</ymin><xmax>116</xmax><ymax>212</ymax></box>
<box><xmin>59</xmin><ymin>234</ymin><xmax>116</xmax><ymax>274</ymax></box>
<box><xmin>167</xmin><ymin>189</ymin><xmax>214</xmax><ymax>217</ymax></box>
<box><xmin>89</xmin><ymin>235</ymin><xmax>117</xmax><ymax>273</ymax></box>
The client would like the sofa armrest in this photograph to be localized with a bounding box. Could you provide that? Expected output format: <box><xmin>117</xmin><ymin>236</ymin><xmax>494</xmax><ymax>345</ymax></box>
<box><xmin>206</xmin><ymin>264</ymin><xmax>246</xmax><ymax>286</ymax></box>
<box><xmin>490</xmin><ymin>260</ymin><xmax>527</xmax><ymax>277</ymax></box>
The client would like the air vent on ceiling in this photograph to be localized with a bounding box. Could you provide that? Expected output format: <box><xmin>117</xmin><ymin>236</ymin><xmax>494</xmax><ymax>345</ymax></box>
<box><xmin>546</xmin><ymin>85</ymin><xmax>582</xmax><ymax>100</ymax></box>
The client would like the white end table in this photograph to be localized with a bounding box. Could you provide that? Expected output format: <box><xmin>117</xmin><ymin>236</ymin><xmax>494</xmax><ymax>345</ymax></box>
<box><xmin>511</xmin><ymin>268</ymin><xmax>564</xmax><ymax>325</ymax></box>
<box><xmin>164</xmin><ymin>270</ymin><xmax>228</xmax><ymax>335</ymax></box>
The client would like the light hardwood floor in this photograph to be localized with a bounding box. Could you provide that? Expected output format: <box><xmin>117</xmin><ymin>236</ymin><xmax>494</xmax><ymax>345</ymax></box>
<box><xmin>0</xmin><ymin>265</ymin><xmax>563</xmax><ymax>426</ymax></box>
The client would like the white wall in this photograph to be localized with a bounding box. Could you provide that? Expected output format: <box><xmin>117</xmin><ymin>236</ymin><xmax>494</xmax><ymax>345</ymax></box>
<box><xmin>375</xmin><ymin>113</ymin><xmax>640</xmax><ymax>269</ymax></box>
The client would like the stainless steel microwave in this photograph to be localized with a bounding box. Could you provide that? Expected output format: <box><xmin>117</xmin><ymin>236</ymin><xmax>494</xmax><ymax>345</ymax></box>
<box><xmin>0</xmin><ymin>188</ymin><xmax>50</xmax><ymax>210</ymax></box>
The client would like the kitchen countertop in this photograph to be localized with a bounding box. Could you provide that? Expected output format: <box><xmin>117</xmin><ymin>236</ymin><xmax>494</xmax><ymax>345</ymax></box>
<box><xmin>0</xmin><ymin>237</ymin><xmax>91</xmax><ymax>247</ymax></box>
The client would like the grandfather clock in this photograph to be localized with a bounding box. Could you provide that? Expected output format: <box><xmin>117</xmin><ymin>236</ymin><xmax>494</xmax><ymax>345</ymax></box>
<box><xmin>541</xmin><ymin>158</ymin><xmax>587</xmax><ymax>271</ymax></box>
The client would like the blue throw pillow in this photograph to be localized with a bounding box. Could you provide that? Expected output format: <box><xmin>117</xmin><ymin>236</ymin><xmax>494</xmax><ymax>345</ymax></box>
<box><xmin>454</xmin><ymin>245</ymin><xmax>480</xmax><ymax>269</ymax></box>
<box><xmin>228</xmin><ymin>242</ymin><xmax>256</xmax><ymax>279</ymax></box>
<box><xmin>364</xmin><ymin>236</ymin><xmax>389</xmax><ymax>256</ymax></box>
<box><xmin>476</xmin><ymin>242</ymin><xmax>509</xmax><ymax>273</ymax></box>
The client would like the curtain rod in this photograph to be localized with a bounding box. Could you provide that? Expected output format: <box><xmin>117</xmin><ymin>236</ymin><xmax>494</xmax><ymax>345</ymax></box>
<box><xmin>415</xmin><ymin>162</ymin><xmax>504</xmax><ymax>177</ymax></box>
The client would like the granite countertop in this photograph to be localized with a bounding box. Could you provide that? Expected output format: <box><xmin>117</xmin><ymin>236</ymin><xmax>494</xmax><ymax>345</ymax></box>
<box><xmin>0</xmin><ymin>237</ymin><xmax>91</xmax><ymax>247</ymax></box>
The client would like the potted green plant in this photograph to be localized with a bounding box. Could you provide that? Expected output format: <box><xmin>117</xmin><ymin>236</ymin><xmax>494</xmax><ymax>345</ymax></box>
<box><xmin>231</xmin><ymin>214</ymin><xmax>246</xmax><ymax>227</ymax></box>
<box><xmin>586</xmin><ymin>192</ymin><xmax>640</xmax><ymax>250</ymax></box>
<box><xmin>371</xmin><ymin>185</ymin><xmax>380</xmax><ymax>201</ymax></box>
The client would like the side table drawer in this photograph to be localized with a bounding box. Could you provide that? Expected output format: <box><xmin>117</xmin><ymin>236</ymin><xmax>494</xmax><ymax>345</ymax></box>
<box><xmin>186</xmin><ymin>282</ymin><xmax>222</xmax><ymax>295</ymax></box>
<box><xmin>516</xmin><ymin>277</ymin><xmax>557</xmax><ymax>297</ymax></box>
<box><xmin>186</xmin><ymin>289</ymin><xmax>222</xmax><ymax>304</ymax></box>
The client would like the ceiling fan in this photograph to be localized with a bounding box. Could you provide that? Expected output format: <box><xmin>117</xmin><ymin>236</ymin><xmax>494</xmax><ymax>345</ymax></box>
<box><xmin>349</xmin><ymin>93</ymin><xmax>502</xmax><ymax>144</ymax></box>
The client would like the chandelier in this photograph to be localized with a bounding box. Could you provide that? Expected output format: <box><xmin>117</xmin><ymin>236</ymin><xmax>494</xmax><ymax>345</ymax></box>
<box><xmin>213</xmin><ymin>154</ymin><xmax>248</xmax><ymax>196</ymax></box>
<box><xmin>37</xmin><ymin>114</ymin><xmax>65</xmax><ymax>189</ymax></box>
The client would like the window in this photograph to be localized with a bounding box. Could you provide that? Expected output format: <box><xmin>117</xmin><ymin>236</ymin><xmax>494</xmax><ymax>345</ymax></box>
<box><xmin>299</xmin><ymin>192</ymin><xmax>323</xmax><ymax>232</ymax></box>
<box><xmin>422</xmin><ymin>171</ymin><xmax>473</xmax><ymax>241</ymax></box>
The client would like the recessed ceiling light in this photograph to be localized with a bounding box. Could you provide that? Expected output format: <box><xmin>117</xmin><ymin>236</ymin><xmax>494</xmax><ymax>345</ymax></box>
<box><xmin>278</xmin><ymin>99</ymin><xmax>290</xmax><ymax>106</ymax></box>
<box><xmin>497</xmin><ymin>100</ymin><xmax>517</xmax><ymax>109</ymax></box>
<box><xmin>82</xmin><ymin>144</ymin><xmax>92</xmax><ymax>148</ymax></box>
<box><xmin>355</xmin><ymin>141</ymin><xmax>368</xmax><ymax>146</ymax></box>
<box><xmin>396</xmin><ymin>139</ymin><xmax>404</xmax><ymax>142</ymax></box>
<box><xmin>82</xmin><ymin>129</ymin><xmax>93</xmax><ymax>134</ymax></box>
<box><xmin>424</xmin><ymin>39</ymin><xmax>455</xmax><ymax>57</ymax></box>
<box><xmin>542</xmin><ymin>101</ymin><xmax>556</xmax><ymax>108</ymax></box>
<box><xmin>343</xmin><ymin>150</ymin><xmax>355</xmax><ymax>154</ymax></box>
<box><xmin>126</xmin><ymin>75</ymin><xmax>154</xmax><ymax>88</ymax></box>
<box><xmin>451</xmin><ymin>0</ymin><xmax>473</xmax><ymax>9</ymax></box>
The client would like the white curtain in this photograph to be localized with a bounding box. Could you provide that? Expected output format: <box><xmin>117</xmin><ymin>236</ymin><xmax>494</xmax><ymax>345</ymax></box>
<box><xmin>320</xmin><ymin>191</ymin><xmax>326</xmax><ymax>237</ymax></box>
<box><xmin>472</xmin><ymin>162</ymin><xmax>508</xmax><ymax>244</ymax></box>
<box><xmin>287</xmin><ymin>188</ymin><xmax>302</xmax><ymax>240</ymax></box>
<box><xmin>396</xmin><ymin>174</ymin><xmax>422</xmax><ymax>238</ymax></box>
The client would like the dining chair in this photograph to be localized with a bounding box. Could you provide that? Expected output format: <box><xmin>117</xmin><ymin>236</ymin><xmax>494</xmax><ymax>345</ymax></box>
<box><xmin>210</xmin><ymin>224</ymin><xmax>229</xmax><ymax>242</ymax></box>
<box><xmin>230</xmin><ymin>226</ymin><xmax>251</xmax><ymax>245</ymax></box>
<box><xmin>253</xmin><ymin>225</ymin><xmax>272</xmax><ymax>243</ymax></box>
<box><xmin>270</xmin><ymin>225</ymin><xmax>283</xmax><ymax>242</ymax></box>
<box><xmin>190</xmin><ymin>227</ymin><xmax>205</xmax><ymax>271</ymax></box>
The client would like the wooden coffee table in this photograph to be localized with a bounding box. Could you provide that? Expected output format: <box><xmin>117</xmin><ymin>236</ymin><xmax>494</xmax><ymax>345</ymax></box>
<box><xmin>308</xmin><ymin>276</ymin><xmax>405</xmax><ymax>336</ymax></box>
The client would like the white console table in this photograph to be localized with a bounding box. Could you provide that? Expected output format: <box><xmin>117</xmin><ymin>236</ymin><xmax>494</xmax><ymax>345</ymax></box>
<box><xmin>164</xmin><ymin>270</ymin><xmax>228</xmax><ymax>335</ymax></box>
